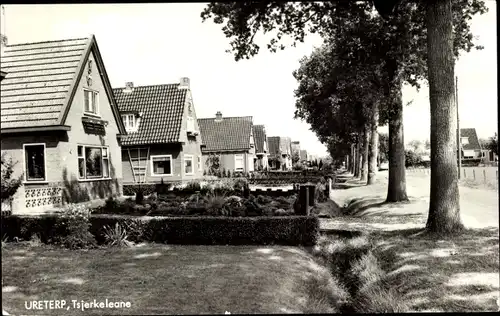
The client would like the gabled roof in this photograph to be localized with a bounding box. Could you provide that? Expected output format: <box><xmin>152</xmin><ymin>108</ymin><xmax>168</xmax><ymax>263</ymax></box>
<box><xmin>198</xmin><ymin>116</ymin><xmax>253</xmax><ymax>152</ymax></box>
<box><xmin>0</xmin><ymin>35</ymin><xmax>126</xmax><ymax>135</ymax></box>
<box><xmin>268</xmin><ymin>136</ymin><xmax>292</xmax><ymax>157</ymax></box>
<box><xmin>253</xmin><ymin>124</ymin><xmax>267</xmax><ymax>153</ymax></box>
<box><xmin>461</xmin><ymin>128</ymin><xmax>481</xmax><ymax>150</ymax></box>
<box><xmin>113</xmin><ymin>84</ymin><xmax>187</xmax><ymax>146</ymax></box>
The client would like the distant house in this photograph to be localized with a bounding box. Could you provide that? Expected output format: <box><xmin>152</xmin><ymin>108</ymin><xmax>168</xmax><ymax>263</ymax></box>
<box><xmin>253</xmin><ymin>125</ymin><xmax>269</xmax><ymax>170</ymax></box>
<box><xmin>198</xmin><ymin>112</ymin><xmax>256</xmax><ymax>174</ymax></box>
<box><xmin>459</xmin><ymin>128</ymin><xmax>482</xmax><ymax>164</ymax></box>
<box><xmin>299</xmin><ymin>149</ymin><xmax>308</xmax><ymax>163</ymax></box>
<box><xmin>267</xmin><ymin>136</ymin><xmax>292</xmax><ymax>171</ymax></box>
<box><xmin>113</xmin><ymin>78</ymin><xmax>203</xmax><ymax>184</ymax></box>
<box><xmin>1</xmin><ymin>35</ymin><xmax>127</xmax><ymax>214</ymax></box>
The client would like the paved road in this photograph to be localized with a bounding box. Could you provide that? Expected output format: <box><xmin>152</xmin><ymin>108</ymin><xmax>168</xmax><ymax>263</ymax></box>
<box><xmin>331</xmin><ymin>171</ymin><xmax>499</xmax><ymax>229</ymax></box>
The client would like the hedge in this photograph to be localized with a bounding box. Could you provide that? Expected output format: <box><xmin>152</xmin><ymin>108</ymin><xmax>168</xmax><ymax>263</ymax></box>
<box><xmin>1</xmin><ymin>214</ymin><xmax>319</xmax><ymax>246</ymax></box>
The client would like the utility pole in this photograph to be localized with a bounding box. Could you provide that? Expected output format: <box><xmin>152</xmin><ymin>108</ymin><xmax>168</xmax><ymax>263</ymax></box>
<box><xmin>456</xmin><ymin>76</ymin><xmax>461</xmax><ymax>179</ymax></box>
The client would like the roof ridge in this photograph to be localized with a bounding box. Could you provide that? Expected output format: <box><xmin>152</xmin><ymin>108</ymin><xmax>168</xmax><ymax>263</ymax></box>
<box><xmin>113</xmin><ymin>83</ymin><xmax>180</xmax><ymax>90</ymax></box>
<box><xmin>6</xmin><ymin>36</ymin><xmax>90</xmax><ymax>47</ymax></box>
<box><xmin>198</xmin><ymin>116</ymin><xmax>253</xmax><ymax>120</ymax></box>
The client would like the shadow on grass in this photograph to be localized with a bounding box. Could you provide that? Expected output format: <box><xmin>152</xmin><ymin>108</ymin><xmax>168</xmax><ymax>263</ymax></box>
<box><xmin>368</xmin><ymin>227</ymin><xmax>500</xmax><ymax>312</ymax></box>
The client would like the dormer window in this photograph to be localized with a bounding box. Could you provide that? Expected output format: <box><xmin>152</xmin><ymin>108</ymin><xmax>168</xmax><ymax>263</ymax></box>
<box><xmin>461</xmin><ymin>137</ymin><xmax>469</xmax><ymax>145</ymax></box>
<box><xmin>122</xmin><ymin>113</ymin><xmax>139</xmax><ymax>132</ymax></box>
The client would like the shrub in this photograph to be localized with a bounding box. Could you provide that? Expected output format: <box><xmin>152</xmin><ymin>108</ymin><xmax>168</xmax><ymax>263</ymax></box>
<box><xmin>104</xmin><ymin>196</ymin><xmax>119</xmax><ymax>211</ymax></box>
<box><xmin>233</xmin><ymin>178</ymin><xmax>248</xmax><ymax>191</ymax></box>
<box><xmin>256</xmin><ymin>195</ymin><xmax>273</xmax><ymax>204</ymax></box>
<box><xmin>53</xmin><ymin>204</ymin><xmax>96</xmax><ymax>249</ymax></box>
<box><xmin>203</xmin><ymin>170</ymin><xmax>207</xmax><ymax>176</ymax></box>
<box><xmin>1</xmin><ymin>152</ymin><xmax>23</xmax><ymax>204</ymax></box>
<box><xmin>185</xmin><ymin>180</ymin><xmax>202</xmax><ymax>191</ymax></box>
<box><xmin>227</xmin><ymin>170</ymin><xmax>232</xmax><ymax>178</ymax></box>
<box><xmin>135</xmin><ymin>189</ymin><xmax>145</xmax><ymax>205</ymax></box>
<box><xmin>90</xmin><ymin>215</ymin><xmax>319</xmax><ymax>246</ymax></box>
<box><xmin>103</xmin><ymin>222</ymin><xmax>133</xmax><ymax>247</ymax></box>
<box><xmin>206</xmin><ymin>193</ymin><xmax>228</xmax><ymax>216</ymax></box>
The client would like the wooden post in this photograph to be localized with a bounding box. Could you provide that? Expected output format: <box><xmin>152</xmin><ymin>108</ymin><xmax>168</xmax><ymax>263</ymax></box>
<box><xmin>299</xmin><ymin>185</ymin><xmax>309</xmax><ymax>215</ymax></box>
<box><xmin>473</xmin><ymin>169</ymin><xmax>476</xmax><ymax>180</ymax></box>
<box><xmin>483</xmin><ymin>169</ymin><xmax>487</xmax><ymax>183</ymax></box>
<box><xmin>243</xmin><ymin>184</ymin><xmax>250</xmax><ymax>199</ymax></box>
<box><xmin>308</xmin><ymin>184</ymin><xmax>316</xmax><ymax>207</ymax></box>
<box><xmin>464</xmin><ymin>168</ymin><xmax>466</xmax><ymax>178</ymax></box>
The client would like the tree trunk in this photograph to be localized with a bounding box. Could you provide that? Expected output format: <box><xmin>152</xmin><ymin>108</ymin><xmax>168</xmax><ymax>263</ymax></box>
<box><xmin>368</xmin><ymin>101</ymin><xmax>380</xmax><ymax>185</ymax></box>
<box><xmin>425</xmin><ymin>0</ymin><xmax>463</xmax><ymax>234</ymax></box>
<box><xmin>386</xmin><ymin>78</ymin><xmax>409</xmax><ymax>202</ymax></box>
<box><xmin>354</xmin><ymin>141</ymin><xmax>361</xmax><ymax>178</ymax></box>
<box><xmin>357</xmin><ymin>141</ymin><xmax>363</xmax><ymax>178</ymax></box>
<box><xmin>361</xmin><ymin>126</ymin><xmax>370</xmax><ymax>183</ymax></box>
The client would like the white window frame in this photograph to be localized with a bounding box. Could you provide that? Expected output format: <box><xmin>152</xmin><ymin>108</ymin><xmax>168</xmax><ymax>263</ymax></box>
<box><xmin>23</xmin><ymin>143</ymin><xmax>47</xmax><ymax>183</ymax></box>
<box><xmin>461</xmin><ymin>137</ymin><xmax>469</xmax><ymax>145</ymax></box>
<box><xmin>197</xmin><ymin>155</ymin><xmax>202</xmax><ymax>172</ymax></box>
<box><xmin>184</xmin><ymin>154</ymin><xmax>194</xmax><ymax>175</ymax></box>
<box><xmin>150</xmin><ymin>154</ymin><xmax>173</xmax><ymax>177</ymax></box>
<box><xmin>234</xmin><ymin>154</ymin><xmax>244</xmax><ymax>172</ymax></box>
<box><xmin>77</xmin><ymin>145</ymin><xmax>110</xmax><ymax>181</ymax></box>
<box><xmin>84</xmin><ymin>88</ymin><xmax>100</xmax><ymax>116</ymax></box>
<box><xmin>122</xmin><ymin>114</ymin><xmax>137</xmax><ymax>131</ymax></box>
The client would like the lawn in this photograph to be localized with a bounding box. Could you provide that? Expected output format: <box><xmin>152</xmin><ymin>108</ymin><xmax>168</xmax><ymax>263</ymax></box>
<box><xmin>2</xmin><ymin>243</ymin><xmax>340</xmax><ymax>315</ymax></box>
<box><xmin>369</xmin><ymin>227</ymin><xmax>500</xmax><ymax>312</ymax></box>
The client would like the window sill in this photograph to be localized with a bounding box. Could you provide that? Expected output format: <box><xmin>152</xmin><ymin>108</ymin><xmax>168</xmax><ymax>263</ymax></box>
<box><xmin>23</xmin><ymin>181</ymin><xmax>49</xmax><ymax>185</ymax></box>
<box><xmin>151</xmin><ymin>174</ymin><xmax>173</xmax><ymax>177</ymax></box>
<box><xmin>84</xmin><ymin>112</ymin><xmax>101</xmax><ymax>119</ymax></box>
<box><xmin>78</xmin><ymin>177</ymin><xmax>113</xmax><ymax>182</ymax></box>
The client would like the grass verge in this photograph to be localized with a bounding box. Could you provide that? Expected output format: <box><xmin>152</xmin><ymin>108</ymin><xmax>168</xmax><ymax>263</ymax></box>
<box><xmin>311</xmin><ymin>227</ymin><xmax>499</xmax><ymax>313</ymax></box>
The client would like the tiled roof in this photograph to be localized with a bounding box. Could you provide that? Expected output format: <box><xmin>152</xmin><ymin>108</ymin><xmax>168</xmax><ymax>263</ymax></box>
<box><xmin>0</xmin><ymin>35</ymin><xmax>126</xmax><ymax>134</ymax></box>
<box><xmin>461</xmin><ymin>128</ymin><xmax>481</xmax><ymax>150</ymax></box>
<box><xmin>268</xmin><ymin>136</ymin><xmax>292</xmax><ymax>157</ymax></box>
<box><xmin>113</xmin><ymin>84</ymin><xmax>186</xmax><ymax>146</ymax></box>
<box><xmin>198</xmin><ymin>116</ymin><xmax>253</xmax><ymax>152</ymax></box>
<box><xmin>253</xmin><ymin>125</ymin><xmax>267</xmax><ymax>153</ymax></box>
<box><xmin>267</xmin><ymin>137</ymin><xmax>280</xmax><ymax>156</ymax></box>
<box><xmin>1</xmin><ymin>37</ymin><xmax>88</xmax><ymax>129</ymax></box>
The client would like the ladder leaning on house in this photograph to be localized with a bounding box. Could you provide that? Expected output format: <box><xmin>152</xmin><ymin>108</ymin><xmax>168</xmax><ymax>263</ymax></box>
<box><xmin>128</xmin><ymin>147</ymin><xmax>149</xmax><ymax>183</ymax></box>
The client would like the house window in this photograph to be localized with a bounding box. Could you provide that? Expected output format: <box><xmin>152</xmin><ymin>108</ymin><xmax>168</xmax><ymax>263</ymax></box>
<box><xmin>84</xmin><ymin>89</ymin><xmax>99</xmax><ymax>115</ymax></box>
<box><xmin>24</xmin><ymin>144</ymin><xmax>46</xmax><ymax>181</ymax></box>
<box><xmin>77</xmin><ymin>145</ymin><xmax>110</xmax><ymax>179</ymax></box>
<box><xmin>151</xmin><ymin>155</ymin><xmax>172</xmax><ymax>176</ymax></box>
<box><xmin>235</xmin><ymin>154</ymin><xmax>244</xmax><ymax>172</ymax></box>
<box><xmin>184</xmin><ymin>155</ymin><xmax>194</xmax><ymax>175</ymax></box>
<box><xmin>198</xmin><ymin>156</ymin><xmax>202</xmax><ymax>171</ymax></box>
<box><xmin>461</xmin><ymin>137</ymin><xmax>469</xmax><ymax>145</ymax></box>
<box><xmin>122</xmin><ymin>114</ymin><xmax>137</xmax><ymax>131</ymax></box>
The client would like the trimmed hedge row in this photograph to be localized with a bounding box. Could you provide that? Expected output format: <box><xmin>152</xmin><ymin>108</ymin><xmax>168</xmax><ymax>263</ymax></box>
<box><xmin>1</xmin><ymin>214</ymin><xmax>319</xmax><ymax>246</ymax></box>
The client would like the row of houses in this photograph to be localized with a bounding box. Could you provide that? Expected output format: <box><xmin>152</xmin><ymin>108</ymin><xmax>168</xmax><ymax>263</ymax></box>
<box><xmin>0</xmin><ymin>34</ymin><xmax>310</xmax><ymax>214</ymax></box>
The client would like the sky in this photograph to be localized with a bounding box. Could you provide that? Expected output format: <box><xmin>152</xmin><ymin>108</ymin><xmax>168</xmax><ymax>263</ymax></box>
<box><xmin>1</xmin><ymin>2</ymin><xmax>497</xmax><ymax>157</ymax></box>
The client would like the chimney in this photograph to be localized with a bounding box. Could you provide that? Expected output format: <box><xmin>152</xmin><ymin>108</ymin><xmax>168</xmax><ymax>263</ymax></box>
<box><xmin>0</xmin><ymin>34</ymin><xmax>7</xmax><ymax>56</ymax></box>
<box><xmin>178</xmin><ymin>77</ymin><xmax>190</xmax><ymax>89</ymax></box>
<box><xmin>123</xmin><ymin>82</ymin><xmax>134</xmax><ymax>93</ymax></box>
<box><xmin>215</xmin><ymin>111</ymin><xmax>223</xmax><ymax>122</ymax></box>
